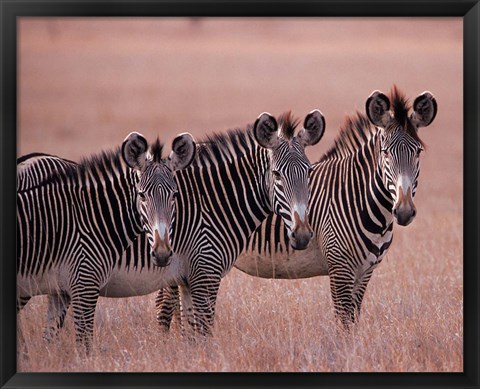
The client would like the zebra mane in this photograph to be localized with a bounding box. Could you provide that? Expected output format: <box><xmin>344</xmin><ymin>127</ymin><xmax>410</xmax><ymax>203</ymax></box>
<box><xmin>53</xmin><ymin>134</ymin><xmax>164</xmax><ymax>173</ymax></box>
<box><xmin>20</xmin><ymin>137</ymin><xmax>168</xmax><ymax>191</ymax></box>
<box><xmin>193</xmin><ymin>111</ymin><xmax>299</xmax><ymax>167</ymax></box>
<box><xmin>77</xmin><ymin>147</ymin><xmax>125</xmax><ymax>175</ymax></box>
<box><xmin>390</xmin><ymin>84</ymin><xmax>410</xmax><ymax>127</ymax></box>
<box><xmin>193</xmin><ymin>127</ymin><xmax>256</xmax><ymax>168</ymax></box>
<box><xmin>19</xmin><ymin>147</ymin><xmax>127</xmax><ymax>191</ymax></box>
<box><xmin>149</xmin><ymin>138</ymin><xmax>164</xmax><ymax>162</ymax></box>
<box><xmin>389</xmin><ymin>85</ymin><xmax>425</xmax><ymax>147</ymax></box>
<box><xmin>277</xmin><ymin>111</ymin><xmax>301</xmax><ymax>140</ymax></box>
<box><xmin>320</xmin><ymin>86</ymin><xmax>424</xmax><ymax>162</ymax></box>
<box><xmin>320</xmin><ymin>111</ymin><xmax>376</xmax><ymax>161</ymax></box>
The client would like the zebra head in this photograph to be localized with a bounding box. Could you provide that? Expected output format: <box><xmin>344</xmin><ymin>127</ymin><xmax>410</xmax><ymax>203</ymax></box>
<box><xmin>253</xmin><ymin>110</ymin><xmax>325</xmax><ymax>250</ymax></box>
<box><xmin>366</xmin><ymin>88</ymin><xmax>437</xmax><ymax>226</ymax></box>
<box><xmin>122</xmin><ymin>132</ymin><xmax>196</xmax><ymax>266</ymax></box>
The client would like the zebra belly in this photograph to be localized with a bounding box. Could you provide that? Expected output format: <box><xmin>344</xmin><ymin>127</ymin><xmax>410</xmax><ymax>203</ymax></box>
<box><xmin>235</xmin><ymin>238</ymin><xmax>329</xmax><ymax>279</ymax></box>
<box><xmin>100</xmin><ymin>269</ymin><xmax>165</xmax><ymax>297</ymax></box>
<box><xmin>17</xmin><ymin>267</ymin><xmax>71</xmax><ymax>297</ymax></box>
<box><xmin>100</xmin><ymin>255</ymin><xmax>188</xmax><ymax>297</ymax></box>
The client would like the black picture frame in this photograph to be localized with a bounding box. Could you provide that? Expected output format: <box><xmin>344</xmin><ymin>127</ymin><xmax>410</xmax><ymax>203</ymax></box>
<box><xmin>1</xmin><ymin>1</ymin><xmax>478</xmax><ymax>388</ymax></box>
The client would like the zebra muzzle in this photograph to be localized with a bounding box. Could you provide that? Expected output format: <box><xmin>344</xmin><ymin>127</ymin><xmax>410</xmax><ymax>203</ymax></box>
<box><xmin>393</xmin><ymin>186</ymin><xmax>417</xmax><ymax>226</ymax></box>
<box><xmin>289</xmin><ymin>211</ymin><xmax>314</xmax><ymax>250</ymax></box>
<box><xmin>151</xmin><ymin>229</ymin><xmax>173</xmax><ymax>267</ymax></box>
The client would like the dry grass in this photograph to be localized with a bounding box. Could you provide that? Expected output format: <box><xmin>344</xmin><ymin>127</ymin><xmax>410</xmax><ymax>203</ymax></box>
<box><xmin>16</xmin><ymin>206</ymin><xmax>464</xmax><ymax>372</ymax></box>
<box><xmin>17</xmin><ymin>18</ymin><xmax>463</xmax><ymax>372</ymax></box>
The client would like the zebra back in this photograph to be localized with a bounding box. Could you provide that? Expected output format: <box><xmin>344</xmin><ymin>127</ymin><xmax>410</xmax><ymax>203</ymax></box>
<box><xmin>17</xmin><ymin>153</ymin><xmax>77</xmax><ymax>192</ymax></box>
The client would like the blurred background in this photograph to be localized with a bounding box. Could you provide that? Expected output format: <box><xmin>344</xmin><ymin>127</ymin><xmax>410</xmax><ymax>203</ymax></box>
<box><xmin>17</xmin><ymin>18</ymin><xmax>463</xmax><ymax>372</ymax></box>
<box><xmin>18</xmin><ymin>17</ymin><xmax>462</xmax><ymax>163</ymax></box>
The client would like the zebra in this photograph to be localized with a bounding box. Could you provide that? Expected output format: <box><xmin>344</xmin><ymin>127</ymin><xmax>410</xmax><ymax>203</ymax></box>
<box><xmin>17</xmin><ymin>152</ymin><xmax>77</xmax><ymax>192</ymax></box>
<box><xmin>18</xmin><ymin>110</ymin><xmax>326</xmax><ymax>339</ymax></box>
<box><xmin>234</xmin><ymin>86</ymin><xmax>438</xmax><ymax>326</ymax></box>
<box><xmin>17</xmin><ymin>131</ymin><xmax>196</xmax><ymax>351</ymax></box>
<box><xmin>158</xmin><ymin>86</ymin><xmax>438</xmax><ymax>330</ymax></box>
<box><xmin>150</xmin><ymin>110</ymin><xmax>325</xmax><ymax>336</ymax></box>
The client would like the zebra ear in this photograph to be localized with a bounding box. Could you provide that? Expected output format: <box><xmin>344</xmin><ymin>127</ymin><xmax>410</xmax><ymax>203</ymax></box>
<box><xmin>366</xmin><ymin>91</ymin><xmax>391</xmax><ymax>127</ymax></box>
<box><xmin>411</xmin><ymin>91</ymin><xmax>437</xmax><ymax>128</ymax></box>
<box><xmin>122</xmin><ymin>132</ymin><xmax>149</xmax><ymax>170</ymax></box>
<box><xmin>298</xmin><ymin>109</ymin><xmax>325</xmax><ymax>147</ymax></box>
<box><xmin>169</xmin><ymin>132</ymin><xmax>196</xmax><ymax>171</ymax></box>
<box><xmin>253</xmin><ymin>112</ymin><xmax>279</xmax><ymax>149</ymax></box>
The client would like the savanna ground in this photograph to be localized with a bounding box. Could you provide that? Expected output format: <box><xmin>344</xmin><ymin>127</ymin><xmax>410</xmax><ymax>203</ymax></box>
<box><xmin>16</xmin><ymin>18</ymin><xmax>463</xmax><ymax>372</ymax></box>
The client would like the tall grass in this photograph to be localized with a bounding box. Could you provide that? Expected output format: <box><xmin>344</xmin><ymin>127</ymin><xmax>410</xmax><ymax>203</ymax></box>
<box><xmin>17</xmin><ymin>206</ymin><xmax>463</xmax><ymax>372</ymax></box>
<box><xmin>16</xmin><ymin>17</ymin><xmax>463</xmax><ymax>373</ymax></box>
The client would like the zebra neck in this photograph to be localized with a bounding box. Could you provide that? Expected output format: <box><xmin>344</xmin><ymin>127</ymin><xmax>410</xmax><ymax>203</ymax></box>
<box><xmin>217</xmin><ymin>146</ymin><xmax>272</xmax><ymax>222</ymax></box>
<box><xmin>256</xmin><ymin>148</ymin><xmax>275</xmax><ymax>215</ymax></box>
<box><xmin>175</xmin><ymin>146</ymin><xmax>272</xmax><ymax>257</ymax></box>
<box><xmin>344</xmin><ymin>134</ymin><xmax>394</xmax><ymax>231</ymax></box>
<box><xmin>192</xmin><ymin>128</ymin><xmax>273</xmax><ymax>220</ymax></box>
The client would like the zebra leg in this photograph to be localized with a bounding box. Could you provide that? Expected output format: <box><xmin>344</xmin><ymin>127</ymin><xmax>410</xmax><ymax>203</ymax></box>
<box><xmin>43</xmin><ymin>292</ymin><xmax>71</xmax><ymax>341</ymax></box>
<box><xmin>328</xmin><ymin>269</ymin><xmax>357</xmax><ymax>329</ymax></box>
<box><xmin>178</xmin><ymin>283</ymin><xmax>197</xmax><ymax>337</ymax></box>
<box><xmin>188</xmin><ymin>273</ymin><xmax>221</xmax><ymax>337</ymax></box>
<box><xmin>70</xmin><ymin>283</ymin><xmax>100</xmax><ymax>354</ymax></box>
<box><xmin>351</xmin><ymin>266</ymin><xmax>375</xmax><ymax>320</ymax></box>
<box><xmin>155</xmin><ymin>286</ymin><xmax>180</xmax><ymax>331</ymax></box>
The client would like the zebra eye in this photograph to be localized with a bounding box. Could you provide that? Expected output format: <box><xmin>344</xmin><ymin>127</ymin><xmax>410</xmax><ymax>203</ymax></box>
<box><xmin>381</xmin><ymin>149</ymin><xmax>389</xmax><ymax>157</ymax></box>
<box><xmin>138</xmin><ymin>192</ymin><xmax>146</xmax><ymax>202</ymax></box>
<box><xmin>172</xmin><ymin>191</ymin><xmax>180</xmax><ymax>200</ymax></box>
<box><xmin>272</xmin><ymin>170</ymin><xmax>282</xmax><ymax>181</ymax></box>
<box><xmin>416</xmin><ymin>147</ymin><xmax>423</xmax><ymax>157</ymax></box>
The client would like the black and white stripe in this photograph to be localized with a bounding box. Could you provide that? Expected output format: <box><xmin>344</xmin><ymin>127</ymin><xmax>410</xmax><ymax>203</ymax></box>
<box><xmin>233</xmin><ymin>86</ymin><xmax>438</xmax><ymax>326</ymax></box>
<box><xmin>155</xmin><ymin>110</ymin><xmax>325</xmax><ymax>335</ymax></box>
<box><xmin>19</xmin><ymin>110</ymin><xmax>326</xmax><ymax>339</ymax></box>
<box><xmin>17</xmin><ymin>132</ymin><xmax>195</xmax><ymax>351</ymax></box>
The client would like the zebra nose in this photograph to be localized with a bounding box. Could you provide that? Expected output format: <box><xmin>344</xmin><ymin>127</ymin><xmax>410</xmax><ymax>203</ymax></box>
<box><xmin>289</xmin><ymin>224</ymin><xmax>313</xmax><ymax>251</ymax></box>
<box><xmin>393</xmin><ymin>205</ymin><xmax>416</xmax><ymax>226</ymax></box>
<box><xmin>291</xmin><ymin>230</ymin><xmax>313</xmax><ymax>241</ymax></box>
<box><xmin>150</xmin><ymin>249</ymin><xmax>173</xmax><ymax>258</ymax></box>
<box><xmin>393</xmin><ymin>185</ymin><xmax>416</xmax><ymax>226</ymax></box>
<box><xmin>151</xmin><ymin>249</ymin><xmax>173</xmax><ymax>267</ymax></box>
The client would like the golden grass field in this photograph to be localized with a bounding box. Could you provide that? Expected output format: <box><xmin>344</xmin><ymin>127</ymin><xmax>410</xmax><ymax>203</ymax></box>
<box><xmin>17</xmin><ymin>18</ymin><xmax>463</xmax><ymax>372</ymax></box>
